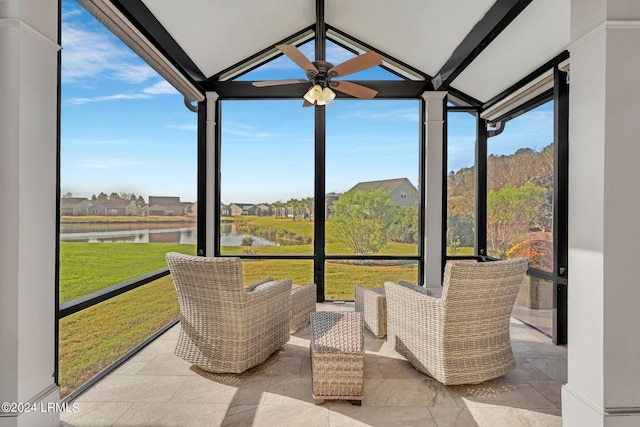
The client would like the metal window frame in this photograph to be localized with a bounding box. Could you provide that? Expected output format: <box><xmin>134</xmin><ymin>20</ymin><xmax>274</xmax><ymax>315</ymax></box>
<box><xmin>444</xmin><ymin>55</ymin><xmax>569</xmax><ymax>343</ymax></box>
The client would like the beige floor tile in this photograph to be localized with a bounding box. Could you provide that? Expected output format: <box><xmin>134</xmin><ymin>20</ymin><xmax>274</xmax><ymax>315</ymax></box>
<box><xmin>136</xmin><ymin>354</ymin><xmax>199</xmax><ymax>376</ymax></box>
<box><xmin>168</xmin><ymin>374</ymin><xmax>240</xmax><ymax>404</ymax></box>
<box><xmin>60</xmin><ymin>401</ymin><xmax>132</xmax><ymax>427</ymax></box>
<box><xmin>430</xmin><ymin>406</ymin><xmax>562</xmax><ymax>427</ymax></box>
<box><xmin>229</xmin><ymin>375</ymin><xmax>272</xmax><ymax>406</ymax></box>
<box><xmin>110</xmin><ymin>353</ymin><xmax>156</xmax><ymax>376</ymax></box>
<box><xmin>141</xmin><ymin>337</ymin><xmax>179</xmax><ymax>355</ymax></box>
<box><xmin>512</xmin><ymin>342</ymin><xmax>547</xmax><ymax>359</ymax></box>
<box><xmin>363</xmin><ymin>355</ymin><xmax>383</xmax><ymax>379</ymax></box>
<box><xmin>449</xmin><ymin>380</ymin><xmax>557</xmax><ymax>409</ymax></box>
<box><xmin>376</xmin><ymin>357</ymin><xmax>426</xmax><ymax>380</ymax></box>
<box><xmin>501</xmin><ymin>360</ymin><xmax>554</xmax><ymax>381</ymax></box>
<box><xmin>76</xmin><ymin>375</ymin><xmax>185</xmax><ymax>402</ymax></box>
<box><xmin>526</xmin><ymin>358</ymin><xmax>567</xmax><ymax>381</ymax></box>
<box><xmin>159</xmin><ymin>324</ymin><xmax>181</xmax><ymax>340</ymax></box>
<box><xmin>529</xmin><ymin>342</ymin><xmax>568</xmax><ymax>358</ymax></box>
<box><xmin>65</xmin><ymin>304</ymin><xmax>566</xmax><ymax>426</ymax></box>
<box><xmin>364</xmin><ymin>378</ymin><xmax>458</xmax><ymax>407</ymax></box>
<box><xmin>247</xmin><ymin>352</ymin><xmax>305</xmax><ymax>378</ymax></box>
<box><xmin>263</xmin><ymin>376</ymin><xmax>315</xmax><ymax>405</ymax></box>
<box><xmin>223</xmin><ymin>404</ymin><xmax>330</xmax><ymax>427</ymax></box>
<box><xmin>329</xmin><ymin>405</ymin><xmax>436</xmax><ymax>427</ymax></box>
<box><xmin>113</xmin><ymin>402</ymin><xmax>228</xmax><ymax>426</ymax></box>
<box><xmin>527</xmin><ymin>380</ymin><xmax>564</xmax><ymax>408</ymax></box>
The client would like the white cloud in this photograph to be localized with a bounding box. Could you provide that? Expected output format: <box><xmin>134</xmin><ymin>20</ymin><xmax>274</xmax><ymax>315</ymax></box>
<box><xmin>143</xmin><ymin>81</ymin><xmax>179</xmax><ymax>95</ymax></box>
<box><xmin>67</xmin><ymin>80</ymin><xmax>178</xmax><ymax>104</ymax></box>
<box><xmin>68</xmin><ymin>93</ymin><xmax>151</xmax><ymax>105</ymax></box>
<box><xmin>326</xmin><ymin>44</ymin><xmax>357</xmax><ymax>66</ymax></box>
<box><xmin>62</xmin><ymin>19</ymin><xmax>156</xmax><ymax>84</ymax></box>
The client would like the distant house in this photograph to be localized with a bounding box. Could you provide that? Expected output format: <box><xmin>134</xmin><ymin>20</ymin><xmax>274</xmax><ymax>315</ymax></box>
<box><xmin>257</xmin><ymin>204</ymin><xmax>271</xmax><ymax>216</ymax></box>
<box><xmin>220</xmin><ymin>204</ymin><xmax>231</xmax><ymax>216</ymax></box>
<box><xmin>91</xmin><ymin>199</ymin><xmax>139</xmax><ymax>216</ymax></box>
<box><xmin>230</xmin><ymin>203</ymin><xmax>259</xmax><ymax>216</ymax></box>
<box><xmin>59</xmin><ymin>197</ymin><xmax>93</xmax><ymax>216</ymax></box>
<box><xmin>347</xmin><ymin>178</ymin><xmax>419</xmax><ymax>207</ymax></box>
<box><xmin>148</xmin><ymin>196</ymin><xmax>184</xmax><ymax>216</ymax></box>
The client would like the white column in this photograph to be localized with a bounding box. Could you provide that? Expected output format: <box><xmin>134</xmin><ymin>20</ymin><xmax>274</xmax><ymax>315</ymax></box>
<box><xmin>205</xmin><ymin>92</ymin><xmax>219</xmax><ymax>256</ymax></box>
<box><xmin>422</xmin><ymin>92</ymin><xmax>447</xmax><ymax>288</ymax></box>
<box><xmin>0</xmin><ymin>1</ymin><xmax>61</xmax><ymax>426</ymax></box>
<box><xmin>562</xmin><ymin>1</ymin><xmax>640</xmax><ymax>426</ymax></box>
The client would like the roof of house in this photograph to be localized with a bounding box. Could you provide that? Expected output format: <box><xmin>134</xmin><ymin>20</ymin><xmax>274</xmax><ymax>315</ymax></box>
<box><xmin>60</xmin><ymin>197</ymin><xmax>90</xmax><ymax>208</ymax></box>
<box><xmin>92</xmin><ymin>199</ymin><xmax>136</xmax><ymax>208</ymax></box>
<box><xmin>348</xmin><ymin>178</ymin><xmax>417</xmax><ymax>194</ymax></box>
<box><xmin>148</xmin><ymin>196</ymin><xmax>181</xmax><ymax>206</ymax></box>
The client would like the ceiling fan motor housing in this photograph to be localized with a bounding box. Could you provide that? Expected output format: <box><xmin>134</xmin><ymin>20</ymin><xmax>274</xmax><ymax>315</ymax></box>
<box><xmin>309</xmin><ymin>60</ymin><xmax>335</xmax><ymax>87</ymax></box>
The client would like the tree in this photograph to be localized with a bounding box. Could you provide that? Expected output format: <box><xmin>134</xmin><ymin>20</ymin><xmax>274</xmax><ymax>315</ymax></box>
<box><xmin>272</xmin><ymin>201</ymin><xmax>284</xmax><ymax>218</ymax></box>
<box><xmin>302</xmin><ymin>197</ymin><xmax>314</xmax><ymax>221</ymax></box>
<box><xmin>329</xmin><ymin>189</ymin><xmax>395</xmax><ymax>255</ymax></box>
<box><xmin>285</xmin><ymin>198</ymin><xmax>297</xmax><ymax>220</ymax></box>
<box><xmin>389</xmin><ymin>206</ymin><xmax>418</xmax><ymax>243</ymax></box>
<box><xmin>487</xmin><ymin>182</ymin><xmax>547</xmax><ymax>258</ymax></box>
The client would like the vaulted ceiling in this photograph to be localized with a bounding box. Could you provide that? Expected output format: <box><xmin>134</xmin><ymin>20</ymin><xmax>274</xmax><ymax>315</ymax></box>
<box><xmin>94</xmin><ymin>0</ymin><xmax>570</xmax><ymax>106</ymax></box>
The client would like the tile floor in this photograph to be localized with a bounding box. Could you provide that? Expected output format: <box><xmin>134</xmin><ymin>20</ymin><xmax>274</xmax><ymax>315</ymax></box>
<box><xmin>61</xmin><ymin>302</ymin><xmax>565</xmax><ymax>427</ymax></box>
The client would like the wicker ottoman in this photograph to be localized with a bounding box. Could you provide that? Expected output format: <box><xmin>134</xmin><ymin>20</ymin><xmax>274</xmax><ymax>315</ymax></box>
<box><xmin>310</xmin><ymin>311</ymin><xmax>364</xmax><ymax>405</ymax></box>
<box><xmin>355</xmin><ymin>286</ymin><xmax>387</xmax><ymax>338</ymax></box>
<box><xmin>290</xmin><ymin>283</ymin><xmax>317</xmax><ymax>333</ymax></box>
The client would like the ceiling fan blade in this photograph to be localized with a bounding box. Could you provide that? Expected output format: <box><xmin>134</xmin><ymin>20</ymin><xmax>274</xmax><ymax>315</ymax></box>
<box><xmin>303</xmin><ymin>99</ymin><xmax>314</xmax><ymax>107</ymax></box>
<box><xmin>327</xmin><ymin>51</ymin><xmax>383</xmax><ymax>78</ymax></box>
<box><xmin>252</xmin><ymin>79</ymin><xmax>308</xmax><ymax>87</ymax></box>
<box><xmin>330</xmin><ymin>81</ymin><xmax>378</xmax><ymax>99</ymax></box>
<box><xmin>276</xmin><ymin>44</ymin><xmax>318</xmax><ymax>74</ymax></box>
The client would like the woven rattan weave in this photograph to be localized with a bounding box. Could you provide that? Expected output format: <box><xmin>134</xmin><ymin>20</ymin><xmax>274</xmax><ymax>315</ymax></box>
<box><xmin>354</xmin><ymin>286</ymin><xmax>387</xmax><ymax>338</ymax></box>
<box><xmin>166</xmin><ymin>252</ymin><xmax>292</xmax><ymax>374</ymax></box>
<box><xmin>385</xmin><ymin>258</ymin><xmax>529</xmax><ymax>385</ymax></box>
<box><xmin>290</xmin><ymin>283</ymin><xmax>316</xmax><ymax>333</ymax></box>
<box><xmin>310</xmin><ymin>311</ymin><xmax>364</xmax><ymax>404</ymax></box>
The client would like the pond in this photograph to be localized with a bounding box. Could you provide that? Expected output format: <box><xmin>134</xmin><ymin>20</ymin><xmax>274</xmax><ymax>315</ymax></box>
<box><xmin>60</xmin><ymin>223</ymin><xmax>278</xmax><ymax>246</ymax></box>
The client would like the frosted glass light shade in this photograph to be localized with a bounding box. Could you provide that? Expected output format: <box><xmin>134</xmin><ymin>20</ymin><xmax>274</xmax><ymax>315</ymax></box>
<box><xmin>303</xmin><ymin>84</ymin><xmax>336</xmax><ymax>106</ymax></box>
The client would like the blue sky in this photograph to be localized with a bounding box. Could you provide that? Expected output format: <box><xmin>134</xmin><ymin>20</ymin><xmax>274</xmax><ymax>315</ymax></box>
<box><xmin>61</xmin><ymin>0</ymin><xmax>553</xmax><ymax>205</ymax></box>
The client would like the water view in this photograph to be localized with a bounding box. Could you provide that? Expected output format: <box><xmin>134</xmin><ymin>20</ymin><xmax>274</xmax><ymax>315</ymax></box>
<box><xmin>60</xmin><ymin>223</ymin><xmax>278</xmax><ymax>246</ymax></box>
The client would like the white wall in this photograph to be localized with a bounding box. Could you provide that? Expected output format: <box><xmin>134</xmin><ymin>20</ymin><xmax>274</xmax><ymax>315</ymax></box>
<box><xmin>563</xmin><ymin>0</ymin><xmax>640</xmax><ymax>425</ymax></box>
<box><xmin>0</xmin><ymin>1</ymin><xmax>60</xmax><ymax>426</ymax></box>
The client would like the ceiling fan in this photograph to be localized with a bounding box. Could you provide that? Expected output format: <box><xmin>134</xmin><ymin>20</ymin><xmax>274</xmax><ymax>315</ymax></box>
<box><xmin>251</xmin><ymin>44</ymin><xmax>383</xmax><ymax>106</ymax></box>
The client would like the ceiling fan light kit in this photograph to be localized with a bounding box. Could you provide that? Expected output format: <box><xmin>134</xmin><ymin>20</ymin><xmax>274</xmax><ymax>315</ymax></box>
<box><xmin>304</xmin><ymin>84</ymin><xmax>336</xmax><ymax>105</ymax></box>
<box><xmin>252</xmin><ymin>44</ymin><xmax>382</xmax><ymax>106</ymax></box>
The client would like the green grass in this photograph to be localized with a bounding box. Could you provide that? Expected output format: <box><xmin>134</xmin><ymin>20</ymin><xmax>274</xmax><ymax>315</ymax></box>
<box><xmin>58</xmin><ymin>276</ymin><xmax>179</xmax><ymax>397</ymax></box>
<box><xmin>59</xmin><ymin>242</ymin><xmax>196</xmax><ymax>303</ymax></box>
<box><xmin>447</xmin><ymin>246</ymin><xmax>475</xmax><ymax>256</ymax></box>
<box><xmin>58</xmin><ymin>215</ymin><xmax>422</xmax><ymax>397</ymax></box>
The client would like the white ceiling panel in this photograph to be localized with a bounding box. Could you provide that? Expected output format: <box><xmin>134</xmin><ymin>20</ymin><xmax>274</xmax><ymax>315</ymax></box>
<box><xmin>141</xmin><ymin>0</ymin><xmax>315</xmax><ymax>78</ymax></box>
<box><xmin>453</xmin><ymin>0</ymin><xmax>570</xmax><ymax>102</ymax></box>
<box><xmin>325</xmin><ymin>0</ymin><xmax>495</xmax><ymax>76</ymax></box>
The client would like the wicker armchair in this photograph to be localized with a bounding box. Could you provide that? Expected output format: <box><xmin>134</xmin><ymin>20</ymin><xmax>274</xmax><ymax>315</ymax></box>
<box><xmin>384</xmin><ymin>258</ymin><xmax>529</xmax><ymax>385</ymax></box>
<box><xmin>165</xmin><ymin>252</ymin><xmax>292</xmax><ymax>374</ymax></box>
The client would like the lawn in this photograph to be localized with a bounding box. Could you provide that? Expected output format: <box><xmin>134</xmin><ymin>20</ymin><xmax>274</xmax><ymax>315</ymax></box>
<box><xmin>57</xmin><ymin>214</ymin><xmax>430</xmax><ymax>397</ymax></box>
<box><xmin>58</xmin><ymin>276</ymin><xmax>179</xmax><ymax>397</ymax></box>
<box><xmin>59</xmin><ymin>242</ymin><xmax>196</xmax><ymax>303</ymax></box>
